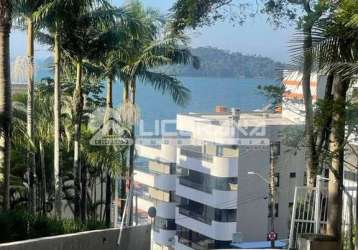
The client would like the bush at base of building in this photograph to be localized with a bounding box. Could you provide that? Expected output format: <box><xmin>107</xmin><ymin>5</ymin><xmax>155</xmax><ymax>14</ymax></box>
<box><xmin>0</xmin><ymin>211</ymin><xmax>106</xmax><ymax>243</ymax></box>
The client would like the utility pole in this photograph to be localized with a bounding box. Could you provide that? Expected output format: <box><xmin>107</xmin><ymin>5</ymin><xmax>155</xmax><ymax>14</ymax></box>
<box><xmin>248</xmin><ymin>142</ymin><xmax>279</xmax><ymax>248</ymax></box>
<box><xmin>269</xmin><ymin>142</ymin><xmax>279</xmax><ymax>248</ymax></box>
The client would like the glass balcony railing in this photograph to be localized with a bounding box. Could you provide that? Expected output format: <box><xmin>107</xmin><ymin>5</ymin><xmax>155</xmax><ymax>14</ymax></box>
<box><xmin>178</xmin><ymin>206</ymin><xmax>212</xmax><ymax>225</ymax></box>
<box><xmin>134</xmin><ymin>162</ymin><xmax>176</xmax><ymax>175</ymax></box>
<box><xmin>180</xmin><ymin>146</ymin><xmax>213</xmax><ymax>162</ymax></box>
<box><xmin>179</xmin><ymin>177</ymin><xmax>211</xmax><ymax>193</ymax></box>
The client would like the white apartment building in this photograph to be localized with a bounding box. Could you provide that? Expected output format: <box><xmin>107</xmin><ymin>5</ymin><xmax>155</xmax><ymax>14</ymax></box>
<box><xmin>134</xmin><ymin>141</ymin><xmax>177</xmax><ymax>250</ymax></box>
<box><xmin>132</xmin><ymin>70</ymin><xmax>330</xmax><ymax>250</ymax></box>
<box><xmin>175</xmin><ymin>111</ymin><xmax>305</xmax><ymax>249</ymax></box>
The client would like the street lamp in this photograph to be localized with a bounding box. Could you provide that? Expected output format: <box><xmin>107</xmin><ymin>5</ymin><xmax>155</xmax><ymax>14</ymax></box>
<box><xmin>248</xmin><ymin>171</ymin><xmax>276</xmax><ymax>248</ymax></box>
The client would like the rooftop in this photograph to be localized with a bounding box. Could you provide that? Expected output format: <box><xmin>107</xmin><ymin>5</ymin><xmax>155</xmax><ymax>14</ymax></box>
<box><xmin>178</xmin><ymin>112</ymin><xmax>301</xmax><ymax>126</ymax></box>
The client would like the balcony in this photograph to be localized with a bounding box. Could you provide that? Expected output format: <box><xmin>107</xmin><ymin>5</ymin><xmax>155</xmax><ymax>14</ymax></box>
<box><xmin>152</xmin><ymin>229</ymin><xmax>176</xmax><ymax>247</ymax></box>
<box><xmin>179</xmin><ymin>177</ymin><xmax>211</xmax><ymax>194</ymax></box>
<box><xmin>176</xmin><ymin>179</ymin><xmax>237</xmax><ymax>209</ymax></box>
<box><xmin>180</xmin><ymin>146</ymin><xmax>213</xmax><ymax>162</ymax></box>
<box><xmin>134</xmin><ymin>168</ymin><xmax>176</xmax><ymax>191</ymax></box>
<box><xmin>178</xmin><ymin>206</ymin><xmax>212</xmax><ymax>225</ymax></box>
<box><xmin>175</xmin><ymin>237</ymin><xmax>195</xmax><ymax>250</ymax></box>
<box><xmin>136</xmin><ymin>143</ymin><xmax>176</xmax><ymax>163</ymax></box>
<box><xmin>178</xmin><ymin>146</ymin><xmax>239</xmax><ymax>178</ymax></box>
<box><xmin>177</xmin><ymin>114</ymin><xmax>239</xmax><ymax>145</ymax></box>
<box><xmin>175</xmin><ymin>208</ymin><xmax>236</xmax><ymax>241</ymax></box>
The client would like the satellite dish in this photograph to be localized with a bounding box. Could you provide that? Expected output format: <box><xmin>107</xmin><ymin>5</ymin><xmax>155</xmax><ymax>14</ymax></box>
<box><xmin>148</xmin><ymin>207</ymin><xmax>157</xmax><ymax>218</ymax></box>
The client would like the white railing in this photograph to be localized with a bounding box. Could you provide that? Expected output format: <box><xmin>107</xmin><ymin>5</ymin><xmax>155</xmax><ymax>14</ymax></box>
<box><xmin>289</xmin><ymin>171</ymin><xmax>357</xmax><ymax>250</ymax></box>
<box><xmin>288</xmin><ymin>176</ymin><xmax>329</xmax><ymax>249</ymax></box>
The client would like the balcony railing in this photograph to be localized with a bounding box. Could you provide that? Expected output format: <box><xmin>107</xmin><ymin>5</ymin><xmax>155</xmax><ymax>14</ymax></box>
<box><xmin>178</xmin><ymin>206</ymin><xmax>212</xmax><ymax>225</ymax></box>
<box><xmin>135</xmin><ymin>162</ymin><xmax>175</xmax><ymax>175</ymax></box>
<box><xmin>180</xmin><ymin>146</ymin><xmax>213</xmax><ymax>162</ymax></box>
<box><xmin>179</xmin><ymin>177</ymin><xmax>211</xmax><ymax>193</ymax></box>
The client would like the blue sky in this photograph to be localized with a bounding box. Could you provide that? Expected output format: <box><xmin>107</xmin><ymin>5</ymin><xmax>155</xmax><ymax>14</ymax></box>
<box><xmin>10</xmin><ymin>0</ymin><xmax>296</xmax><ymax>62</ymax></box>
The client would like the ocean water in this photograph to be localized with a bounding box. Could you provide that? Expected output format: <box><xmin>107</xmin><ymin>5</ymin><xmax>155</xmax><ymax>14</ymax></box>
<box><xmin>36</xmin><ymin>66</ymin><xmax>277</xmax><ymax>129</ymax></box>
<box><xmin>111</xmin><ymin>77</ymin><xmax>277</xmax><ymax>126</ymax></box>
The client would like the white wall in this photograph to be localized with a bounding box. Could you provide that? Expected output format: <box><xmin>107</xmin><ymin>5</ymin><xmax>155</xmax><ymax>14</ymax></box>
<box><xmin>0</xmin><ymin>226</ymin><xmax>151</xmax><ymax>250</ymax></box>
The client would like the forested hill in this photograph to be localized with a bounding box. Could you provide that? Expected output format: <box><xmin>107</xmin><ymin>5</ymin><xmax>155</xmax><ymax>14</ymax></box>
<box><xmin>164</xmin><ymin>47</ymin><xmax>284</xmax><ymax>79</ymax></box>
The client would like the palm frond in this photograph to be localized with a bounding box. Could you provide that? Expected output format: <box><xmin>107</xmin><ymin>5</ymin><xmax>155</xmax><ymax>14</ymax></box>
<box><xmin>140</xmin><ymin>70</ymin><xmax>191</xmax><ymax>106</ymax></box>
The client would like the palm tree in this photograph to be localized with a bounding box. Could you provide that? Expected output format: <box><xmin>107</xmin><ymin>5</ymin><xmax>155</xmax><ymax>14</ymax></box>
<box><xmin>302</xmin><ymin>0</ymin><xmax>358</xmax><ymax>245</ymax></box>
<box><xmin>35</xmin><ymin>0</ymin><xmax>68</xmax><ymax>217</ymax></box>
<box><xmin>13</xmin><ymin>0</ymin><xmax>46</xmax><ymax>214</ymax></box>
<box><xmin>119</xmin><ymin>0</ymin><xmax>199</xmax><ymax>224</ymax></box>
<box><xmin>0</xmin><ymin>0</ymin><xmax>12</xmax><ymax>211</ymax></box>
<box><xmin>35</xmin><ymin>0</ymin><xmax>109</xmax><ymax>218</ymax></box>
<box><xmin>58</xmin><ymin>4</ymin><xmax>131</xmax><ymax>221</ymax></box>
<box><xmin>12</xmin><ymin>85</ymin><xmax>54</xmax><ymax>214</ymax></box>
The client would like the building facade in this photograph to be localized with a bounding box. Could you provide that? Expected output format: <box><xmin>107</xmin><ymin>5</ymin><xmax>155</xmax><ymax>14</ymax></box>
<box><xmin>134</xmin><ymin>141</ymin><xmax>177</xmax><ymax>250</ymax></box>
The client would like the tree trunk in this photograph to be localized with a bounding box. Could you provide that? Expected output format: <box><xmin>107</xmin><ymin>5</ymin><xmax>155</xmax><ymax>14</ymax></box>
<box><xmin>0</xmin><ymin>1</ymin><xmax>12</xmax><ymax>211</ymax></box>
<box><xmin>105</xmin><ymin>173</ymin><xmax>112</xmax><ymax>227</ymax></box>
<box><xmin>26</xmin><ymin>17</ymin><xmax>37</xmax><ymax>214</ymax></box>
<box><xmin>120</xmin><ymin>81</ymin><xmax>129</xmax><ymax>216</ymax></box>
<box><xmin>53</xmin><ymin>30</ymin><xmax>62</xmax><ymax>217</ymax></box>
<box><xmin>316</xmin><ymin>74</ymin><xmax>334</xmax><ymax>171</ymax></box>
<box><xmin>80</xmin><ymin>163</ymin><xmax>87</xmax><ymax>222</ymax></box>
<box><xmin>73</xmin><ymin>60</ymin><xmax>83</xmax><ymax>220</ymax></box>
<box><xmin>128</xmin><ymin>79</ymin><xmax>136</xmax><ymax>225</ymax></box>
<box><xmin>39</xmin><ymin>141</ymin><xmax>47</xmax><ymax>215</ymax></box>
<box><xmin>104</xmin><ymin>76</ymin><xmax>113</xmax><ymax>132</ymax></box>
<box><xmin>327</xmin><ymin>76</ymin><xmax>349</xmax><ymax>247</ymax></box>
<box><xmin>302</xmin><ymin>25</ymin><xmax>317</xmax><ymax>187</ymax></box>
<box><xmin>100</xmin><ymin>169</ymin><xmax>104</xmax><ymax>221</ymax></box>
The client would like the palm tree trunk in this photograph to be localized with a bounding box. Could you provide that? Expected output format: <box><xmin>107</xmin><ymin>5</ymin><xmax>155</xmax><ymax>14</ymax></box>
<box><xmin>100</xmin><ymin>169</ymin><xmax>104</xmax><ymax>221</ymax></box>
<box><xmin>120</xmin><ymin>80</ymin><xmax>129</xmax><ymax>216</ymax></box>
<box><xmin>302</xmin><ymin>25</ymin><xmax>317</xmax><ymax>187</ymax></box>
<box><xmin>53</xmin><ymin>30</ymin><xmax>62</xmax><ymax>217</ymax></box>
<box><xmin>104</xmin><ymin>76</ymin><xmax>113</xmax><ymax>227</ymax></box>
<box><xmin>80</xmin><ymin>162</ymin><xmax>87</xmax><ymax>222</ymax></box>
<box><xmin>73</xmin><ymin>60</ymin><xmax>83</xmax><ymax>220</ymax></box>
<box><xmin>39</xmin><ymin>141</ymin><xmax>47</xmax><ymax>215</ymax></box>
<box><xmin>327</xmin><ymin>75</ymin><xmax>349</xmax><ymax>246</ymax></box>
<box><xmin>128</xmin><ymin>79</ymin><xmax>136</xmax><ymax>225</ymax></box>
<box><xmin>26</xmin><ymin>17</ymin><xmax>37</xmax><ymax>214</ymax></box>
<box><xmin>107</xmin><ymin>76</ymin><xmax>113</xmax><ymax>109</ymax></box>
<box><xmin>105</xmin><ymin>172</ymin><xmax>112</xmax><ymax>227</ymax></box>
<box><xmin>0</xmin><ymin>1</ymin><xmax>12</xmax><ymax>211</ymax></box>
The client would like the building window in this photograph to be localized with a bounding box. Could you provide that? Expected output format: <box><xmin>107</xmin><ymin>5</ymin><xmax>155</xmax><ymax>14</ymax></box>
<box><xmin>177</xmin><ymin>225</ymin><xmax>231</xmax><ymax>249</ymax></box>
<box><xmin>177</xmin><ymin>196</ymin><xmax>237</xmax><ymax>224</ymax></box>
<box><xmin>179</xmin><ymin>167</ymin><xmax>238</xmax><ymax>193</ymax></box>
<box><xmin>290</xmin><ymin>172</ymin><xmax>296</xmax><ymax>178</ymax></box>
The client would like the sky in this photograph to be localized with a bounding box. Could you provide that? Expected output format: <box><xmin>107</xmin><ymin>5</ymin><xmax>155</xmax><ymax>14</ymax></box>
<box><xmin>10</xmin><ymin>0</ymin><xmax>297</xmax><ymax>63</ymax></box>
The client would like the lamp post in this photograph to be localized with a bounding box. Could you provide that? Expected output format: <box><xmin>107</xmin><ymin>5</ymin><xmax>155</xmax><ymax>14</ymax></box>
<box><xmin>248</xmin><ymin>171</ymin><xmax>276</xmax><ymax>248</ymax></box>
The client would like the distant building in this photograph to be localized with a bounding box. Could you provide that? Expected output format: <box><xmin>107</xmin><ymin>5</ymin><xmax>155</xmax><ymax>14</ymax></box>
<box><xmin>131</xmin><ymin>70</ymin><xmax>358</xmax><ymax>249</ymax></box>
<box><xmin>282</xmin><ymin>70</ymin><xmax>327</xmax><ymax>122</ymax></box>
<box><xmin>134</xmin><ymin>141</ymin><xmax>177</xmax><ymax>250</ymax></box>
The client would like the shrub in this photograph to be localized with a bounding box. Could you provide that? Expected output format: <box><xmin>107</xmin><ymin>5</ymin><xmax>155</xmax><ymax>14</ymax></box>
<box><xmin>0</xmin><ymin>211</ymin><xmax>106</xmax><ymax>243</ymax></box>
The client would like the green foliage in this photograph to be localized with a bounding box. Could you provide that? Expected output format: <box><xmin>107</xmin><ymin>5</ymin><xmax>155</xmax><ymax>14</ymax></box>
<box><xmin>0</xmin><ymin>211</ymin><xmax>106</xmax><ymax>243</ymax></box>
<box><xmin>170</xmin><ymin>0</ymin><xmax>249</xmax><ymax>32</ymax></box>
<box><xmin>161</xmin><ymin>47</ymin><xmax>284</xmax><ymax>79</ymax></box>
<box><xmin>257</xmin><ymin>84</ymin><xmax>285</xmax><ymax>108</ymax></box>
